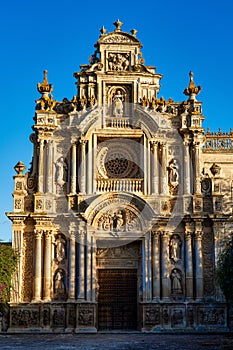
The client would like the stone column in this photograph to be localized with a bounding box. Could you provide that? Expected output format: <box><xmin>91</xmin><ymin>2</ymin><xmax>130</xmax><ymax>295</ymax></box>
<box><xmin>151</xmin><ymin>141</ymin><xmax>159</xmax><ymax>195</ymax></box>
<box><xmin>93</xmin><ymin>133</ymin><xmax>97</xmax><ymax>193</ymax></box>
<box><xmin>46</xmin><ymin>140</ymin><xmax>53</xmax><ymax>193</ymax></box>
<box><xmin>43</xmin><ymin>230</ymin><xmax>52</xmax><ymax>301</ymax></box>
<box><xmin>91</xmin><ymin>235</ymin><xmax>97</xmax><ymax>302</ymax></box>
<box><xmin>194</xmin><ymin>220</ymin><xmax>203</xmax><ymax>299</ymax></box>
<box><xmin>68</xmin><ymin>230</ymin><xmax>76</xmax><ymax>300</ymax></box>
<box><xmin>79</xmin><ymin>139</ymin><xmax>86</xmax><ymax>194</ymax></box>
<box><xmin>160</xmin><ymin>143</ymin><xmax>167</xmax><ymax>195</ymax></box>
<box><xmin>212</xmin><ymin>219</ymin><xmax>225</xmax><ymax>301</ymax></box>
<box><xmin>38</xmin><ymin>139</ymin><xmax>44</xmax><ymax>193</ymax></box>
<box><xmin>87</xmin><ymin>135</ymin><xmax>93</xmax><ymax>194</ymax></box>
<box><xmin>77</xmin><ymin>230</ymin><xmax>85</xmax><ymax>300</ymax></box>
<box><xmin>193</xmin><ymin>140</ymin><xmax>201</xmax><ymax>194</ymax></box>
<box><xmin>70</xmin><ymin>141</ymin><xmax>77</xmax><ymax>194</ymax></box>
<box><xmin>33</xmin><ymin>229</ymin><xmax>43</xmax><ymax>301</ymax></box>
<box><xmin>11</xmin><ymin>219</ymin><xmax>25</xmax><ymax>303</ymax></box>
<box><xmin>161</xmin><ymin>231</ymin><xmax>169</xmax><ymax>299</ymax></box>
<box><xmin>184</xmin><ymin>221</ymin><xmax>194</xmax><ymax>299</ymax></box>
<box><xmin>152</xmin><ymin>230</ymin><xmax>160</xmax><ymax>300</ymax></box>
<box><xmin>143</xmin><ymin>134</ymin><xmax>148</xmax><ymax>195</ymax></box>
<box><xmin>183</xmin><ymin>135</ymin><xmax>191</xmax><ymax>194</ymax></box>
<box><xmin>86</xmin><ymin>232</ymin><xmax>92</xmax><ymax>301</ymax></box>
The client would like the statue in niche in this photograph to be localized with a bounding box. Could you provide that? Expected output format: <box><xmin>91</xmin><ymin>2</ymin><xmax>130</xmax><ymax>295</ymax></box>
<box><xmin>201</xmin><ymin>174</ymin><xmax>212</xmax><ymax>196</ymax></box>
<box><xmin>168</xmin><ymin>159</ymin><xmax>179</xmax><ymax>185</ymax></box>
<box><xmin>169</xmin><ymin>234</ymin><xmax>181</xmax><ymax>262</ymax></box>
<box><xmin>54</xmin><ymin>234</ymin><xmax>66</xmax><ymax>262</ymax></box>
<box><xmin>54</xmin><ymin>269</ymin><xmax>66</xmax><ymax>298</ymax></box>
<box><xmin>170</xmin><ymin>269</ymin><xmax>183</xmax><ymax>294</ymax></box>
<box><xmin>55</xmin><ymin>157</ymin><xmax>67</xmax><ymax>187</ymax></box>
<box><xmin>113</xmin><ymin>90</ymin><xmax>124</xmax><ymax>117</ymax></box>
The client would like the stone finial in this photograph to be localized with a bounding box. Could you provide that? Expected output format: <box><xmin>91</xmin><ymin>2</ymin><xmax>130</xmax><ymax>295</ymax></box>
<box><xmin>100</xmin><ymin>26</ymin><xmax>107</xmax><ymax>35</ymax></box>
<box><xmin>113</xmin><ymin>19</ymin><xmax>123</xmax><ymax>32</ymax></box>
<box><xmin>183</xmin><ymin>71</ymin><xmax>202</xmax><ymax>101</ymax></box>
<box><xmin>14</xmin><ymin>161</ymin><xmax>26</xmax><ymax>175</ymax></box>
<box><xmin>37</xmin><ymin>70</ymin><xmax>53</xmax><ymax>98</ymax></box>
<box><xmin>130</xmin><ymin>29</ymin><xmax>138</xmax><ymax>36</ymax></box>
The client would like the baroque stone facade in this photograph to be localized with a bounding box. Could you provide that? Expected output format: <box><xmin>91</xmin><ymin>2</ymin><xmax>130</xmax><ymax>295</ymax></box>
<box><xmin>6</xmin><ymin>20</ymin><xmax>233</xmax><ymax>332</ymax></box>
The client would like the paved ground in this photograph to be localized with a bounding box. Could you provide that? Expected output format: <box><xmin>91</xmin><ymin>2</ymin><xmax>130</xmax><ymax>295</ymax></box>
<box><xmin>0</xmin><ymin>333</ymin><xmax>233</xmax><ymax>350</ymax></box>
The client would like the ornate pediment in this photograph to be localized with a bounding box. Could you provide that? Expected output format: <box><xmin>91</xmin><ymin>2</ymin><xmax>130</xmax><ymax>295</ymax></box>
<box><xmin>99</xmin><ymin>32</ymin><xmax>140</xmax><ymax>45</ymax></box>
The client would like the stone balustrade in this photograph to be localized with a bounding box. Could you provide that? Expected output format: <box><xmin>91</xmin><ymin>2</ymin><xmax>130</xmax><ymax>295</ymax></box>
<box><xmin>96</xmin><ymin>178</ymin><xmax>143</xmax><ymax>193</ymax></box>
<box><xmin>105</xmin><ymin>117</ymin><xmax>130</xmax><ymax>128</ymax></box>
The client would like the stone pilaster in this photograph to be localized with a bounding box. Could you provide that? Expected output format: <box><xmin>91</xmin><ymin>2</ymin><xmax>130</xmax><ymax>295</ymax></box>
<box><xmin>152</xmin><ymin>230</ymin><xmax>160</xmax><ymax>300</ymax></box>
<box><xmin>184</xmin><ymin>220</ymin><xmax>194</xmax><ymax>299</ymax></box>
<box><xmin>68</xmin><ymin>230</ymin><xmax>76</xmax><ymax>300</ymax></box>
<box><xmin>38</xmin><ymin>139</ymin><xmax>45</xmax><ymax>193</ymax></box>
<box><xmin>183</xmin><ymin>135</ymin><xmax>191</xmax><ymax>194</ymax></box>
<box><xmin>194</xmin><ymin>220</ymin><xmax>203</xmax><ymax>299</ymax></box>
<box><xmin>79</xmin><ymin>138</ymin><xmax>87</xmax><ymax>194</ymax></box>
<box><xmin>87</xmin><ymin>136</ymin><xmax>93</xmax><ymax>194</ymax></box>
<box><xmin>143</xmin><ymin>134</ymin><xmax>148</xmax><ymax>195</ymax></box>
<box><xmin>33</xmin><ymin>229</ymin><xmax>43</xmax><ymax>302</ymax></box>
<box><xmin>161</xmin><ymin>231</ymin><xmax>169</xmax><ymax>300</ymax></box>
<box><xmin>70</xmin><ymin>141</ymin><xmax>77</xmax><ymax>194</ymax></box>
<box><xmin>11</xmin><ymin>218</ymin><xmax>25</xmax><ymax>303</ymax></box>
<box><xmin>212</xmin><ymin>219</ymin><xmax>225</xmax><ymax>301</ymax></box>
<box><xmin>43</xmin><ymin>230</ymin><xmax>52</xmax><ymax>301</ymax></box>
<box><xmin>151</xmin><ymin>141</ymin><xmax>159</xmax><ymax>195</ymax></box>
<box><xmin>77</xmin><ymin>230</ymin><xmax>85</xmax><ymax>300</ymax></box>
<box><xmin>45</xmin><ymin>140</ymin><xmax>53</xmax><ymax>193</ymax></box>
<box><xmin>160</xmin><ymin>142</ymin><xmax>167</xmax><ymax>195</ymax></box>
<box><xmin>193</xmin><ymin>140</ymin><xmax>201</xmax><ymax>194</ymax></box>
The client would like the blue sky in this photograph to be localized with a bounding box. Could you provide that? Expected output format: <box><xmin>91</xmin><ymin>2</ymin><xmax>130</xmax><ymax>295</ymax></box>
<box><xmin>1</xmin><ymin>0</ymin><xmax>233</xmax><ymax>241</ymax></box>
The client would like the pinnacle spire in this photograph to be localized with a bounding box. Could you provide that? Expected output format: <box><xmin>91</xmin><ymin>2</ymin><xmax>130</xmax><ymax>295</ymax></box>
<box><xmin>183</xmin><ymin>71</ymin><xmax>202</xmax><ymax>101</ymax></box>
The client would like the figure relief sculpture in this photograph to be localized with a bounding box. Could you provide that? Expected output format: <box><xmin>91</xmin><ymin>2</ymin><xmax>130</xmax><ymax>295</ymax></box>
<box><xmin>54</xmin><ymin>234</ymin><xmax>66</xmax><ymax>262</ymax></box>
<box><xmin>108</xmin><ymin>53</ymin><xmax>130</xmax><ymax>71</ymax></box>
<box><xmin>170</xmin><ymin>268</ymin><xmax>183</xmax><ymax>294</ymax></box>
<box><xmin>169</xmin><ymin>234</ymin><xmax>181</xmax><ymax>262</ymax></box>
<box><xmin>54</xmin><ymin>269</ymin><xmax>66</xmax><ymax>299</ymax></box>
<box><xmin>113</xmin><ymin>90</ymin><xmax>124</xmax><ymax>117</ymax></box>
<box><xmin>111</xmin><ymin>211</ymin><xmax>124</xmax><ymax>232</ymax></box>
<box><xmin>55</xmin><ymin>157</ymin><xmax>67</xmax><ymax>187</ymax></box>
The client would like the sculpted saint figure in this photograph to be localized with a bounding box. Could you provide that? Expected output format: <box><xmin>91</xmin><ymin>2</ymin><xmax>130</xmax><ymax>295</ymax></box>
<box><xmin>171</xmin><ymin>269</ymin><xmax>182</xmax><ymax>294</ymax></box>
<box><xmin>113</xmin><ymin>90</ymin><xmax>124</xmax><ymax>117</ymax></box>
<box><xmin>55</xmin><ymin>157</ymin><xmax>67</xmax><ymax>186</ymax></box>
<box><xmin>55</xmin><ymin>234</ymin><xmax>66</xmax><ymax>262</ymax></box>
<box><xmin>168</xmin><ymin>159</ymin><xmax>179</xmax><ymax>185</ymax></box>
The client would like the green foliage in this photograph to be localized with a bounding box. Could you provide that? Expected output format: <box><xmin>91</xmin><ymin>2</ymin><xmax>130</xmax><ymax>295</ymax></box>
<box><xmin>0</xmin><ymin>243</ymin><xmax>18</xmax><ymax>304</ymax></box>
<box><xmin>216</xmin><ymin>237</ymin><xmax>233</xmax><ymax>304</ymax></box>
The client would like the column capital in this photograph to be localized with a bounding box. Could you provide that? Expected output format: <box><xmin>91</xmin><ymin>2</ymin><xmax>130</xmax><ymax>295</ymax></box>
<box><xmin>79</xmin><ymin>138</ymin><xmax>87</xmax><ymax>145</ymax></box>
<box><xmin>44</xmin><ymin>229</ymin><xmax>53</xmax><ymax>239</ymax></box>
<box><xmin>34</xmin><ymin>229</ymin><xmax>43</xmax><ymax>239</ymax></box>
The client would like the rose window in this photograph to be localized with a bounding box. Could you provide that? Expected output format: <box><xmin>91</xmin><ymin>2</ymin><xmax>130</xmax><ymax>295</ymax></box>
<box><xmin>105</xmin><ymin>153</ymin><xmax>129</xmax><ymax>177</ymax></box>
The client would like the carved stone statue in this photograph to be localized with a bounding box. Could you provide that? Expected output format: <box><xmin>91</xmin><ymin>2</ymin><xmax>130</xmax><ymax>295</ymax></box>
<box><xmin>168</xmin><ymin>159</ymin><xmax>179</xmax><ymax>185</ymax></box>
<box><xmin>54</xmin><ymin>269</ymin><xmax>66</xmax><ymax>298</ymax></box>
<box><xmin>113</xmin><ymin>90</ymin><xmax>124</xmax><ymax>117</ymax></box>
<box><xmin>169</xmin><ymin>234</ymin><xmax>181</xmax><ymax>262</ymax></box>
<box><xmin>55</xmin><ymin>157</ymin><xmax>67</xmax><ymax>186</ymax></box>
<box><xmin>55</xmin><ymin>234</ymin><xmax>66</xmax><ymax>262</ymax></box>
<box><xmin>171</xmin><ymin>269</ymin><xmax>182</xmax><ymax>294</ymax></box>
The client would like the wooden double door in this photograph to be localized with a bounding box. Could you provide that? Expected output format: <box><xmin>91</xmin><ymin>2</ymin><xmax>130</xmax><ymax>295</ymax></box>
<box><xmin>98</xmin><ymin>269</ymin><xmax>138</xmax><ymax>330</ymax></box>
